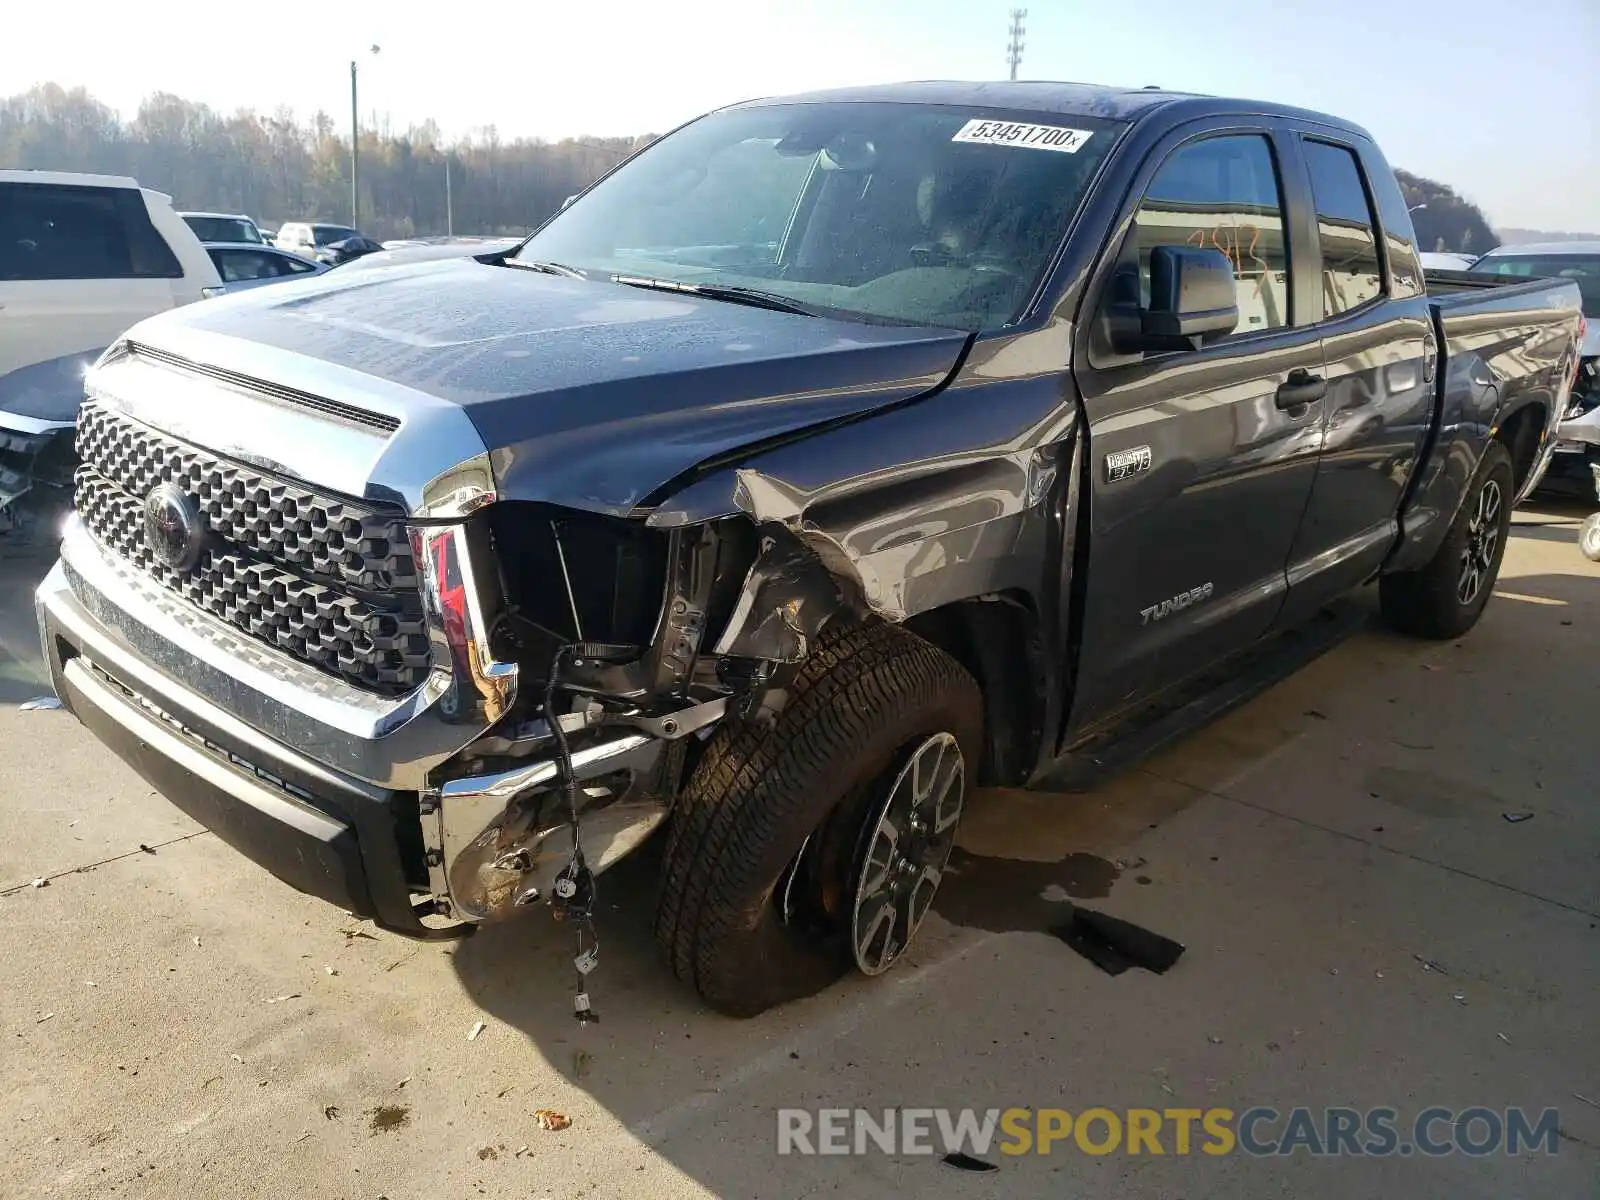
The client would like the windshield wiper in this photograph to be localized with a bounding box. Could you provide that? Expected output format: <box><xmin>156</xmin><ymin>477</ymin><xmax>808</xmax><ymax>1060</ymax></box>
<box><xmin>609</xmin><ymin>274</ymin><xmax>818</xmax><ymax>316</ymax></box>
<box><xmin>508</xmin><ymin>258</ymin><xmax>586</xmax><ymax>279</ymax></box>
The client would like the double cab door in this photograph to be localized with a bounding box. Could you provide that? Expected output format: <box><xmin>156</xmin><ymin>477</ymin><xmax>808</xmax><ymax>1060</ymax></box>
<box><xmin>1063</xmin><ymin>116</ymin><xmax>1431</xmax><ymax>744</ymax></box>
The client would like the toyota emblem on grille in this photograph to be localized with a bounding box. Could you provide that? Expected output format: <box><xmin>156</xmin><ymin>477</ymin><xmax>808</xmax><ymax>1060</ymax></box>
<box><xmin>143</xmin><ymin>483</ymin><xmax>205</xmax><ymax>572</ymax></box>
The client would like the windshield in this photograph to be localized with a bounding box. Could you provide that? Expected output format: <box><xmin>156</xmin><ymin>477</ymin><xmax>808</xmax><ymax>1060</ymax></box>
<box><xmin>184</xmin><ymin>216</ymin><xmax>262</xmax><ymax>244</ymax></box>
<box><xmin>313</xmin><ymin>225</ymin><xmax>359</xmax><ymax>245</ymax></box>
<box><xmin>1474</xmin><ymin>253</ymin><xmax>1600</xmax><ymax>318</ymax></box>
<box><xmin>514</xmin><ymin>102</ymin><xmax>1125</xmax><ymax>331</ymax></box>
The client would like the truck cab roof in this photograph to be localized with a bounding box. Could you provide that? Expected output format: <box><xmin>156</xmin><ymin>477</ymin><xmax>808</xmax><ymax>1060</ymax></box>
<box><xmin>733</xmin><ymin>79</ymin><xmax>1375</xmax><ymax>142</ymax></box>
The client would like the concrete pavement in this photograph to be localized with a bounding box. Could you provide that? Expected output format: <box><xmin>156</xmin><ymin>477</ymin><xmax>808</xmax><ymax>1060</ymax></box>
<box><xmin>1</xmin><ymin>505</ymin><xmax>1596</xmax><ymax>1198</ymax></box>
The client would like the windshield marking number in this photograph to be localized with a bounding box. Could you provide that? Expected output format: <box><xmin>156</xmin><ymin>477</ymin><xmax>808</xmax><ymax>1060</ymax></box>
<box><xmin>952</xmin><ymin>119</ymin><xmax>1094</xmax><ymax>153</ymax></box>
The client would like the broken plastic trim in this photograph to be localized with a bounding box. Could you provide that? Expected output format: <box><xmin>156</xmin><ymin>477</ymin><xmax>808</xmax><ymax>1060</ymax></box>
<box><xmin>711</xmin><ymin>533</ymin><xmax>851</xmax><ymax>663</ymax></box>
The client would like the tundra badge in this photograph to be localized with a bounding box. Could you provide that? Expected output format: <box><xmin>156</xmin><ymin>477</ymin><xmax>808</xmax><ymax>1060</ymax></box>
<box><xmin>1141</xmin><ymin>582</ymin><xmax>1214</xmax><ymax>625</ymax></box>
<box><xmin>1105</xmin><ymin>445</ymin><xmax>1153</xmax><ymax>482</ymax></box>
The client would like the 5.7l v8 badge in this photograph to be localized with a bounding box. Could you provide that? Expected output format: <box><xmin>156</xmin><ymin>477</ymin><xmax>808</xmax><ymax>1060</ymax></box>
<box><xmin>1104</xmin><ymin>445</ymin><xmax>1152</xmax><ymax>482</ymax></box>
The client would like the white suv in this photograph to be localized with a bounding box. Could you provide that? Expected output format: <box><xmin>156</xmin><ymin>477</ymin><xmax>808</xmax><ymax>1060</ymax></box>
<box><xmin>0</xmin><ymin>171</ymin><xmax>221</xmax><ymax>531</ymax></box>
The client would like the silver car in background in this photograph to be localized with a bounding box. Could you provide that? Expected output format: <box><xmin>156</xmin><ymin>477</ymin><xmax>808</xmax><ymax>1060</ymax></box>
<box><xmin>1472</xmin><ymin>242</ymin><xmax>1600</xmax><ymax>495</ymax></box>
<box><xmin>202</xmin><ymin>242</ymin><xmax>327</xmax><ymax>293</ymax></box>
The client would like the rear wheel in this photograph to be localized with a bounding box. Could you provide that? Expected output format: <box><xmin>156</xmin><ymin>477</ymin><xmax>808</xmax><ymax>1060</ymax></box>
<box><xmin>654</xmin><ymin>620</ymin><xmax>982</xmax><ymax>1017</ymax></box>
<box><xmin>1380</xmin><ymin>440</ymin><xmax>1514</xmax><ymax>639</ymax></box>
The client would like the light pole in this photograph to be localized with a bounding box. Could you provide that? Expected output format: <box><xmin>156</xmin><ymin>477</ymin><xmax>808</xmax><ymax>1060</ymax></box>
<box><xmin>350</xmin><ymin>44</ymin><xmax>380</xmax><ymax>228</ymax></box>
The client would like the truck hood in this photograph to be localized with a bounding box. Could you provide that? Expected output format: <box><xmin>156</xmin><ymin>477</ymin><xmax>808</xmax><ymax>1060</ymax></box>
<box><xmin>114</xmin><ymin>257</ymin><xmax>969</xmax><ymax>516</ymax></box>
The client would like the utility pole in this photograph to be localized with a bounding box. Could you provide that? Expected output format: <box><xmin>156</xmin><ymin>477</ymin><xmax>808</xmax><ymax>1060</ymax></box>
<box><xmin>350</xmin><ymin>45</ymin><xmax>380</xmax><ymax>229</ymax></box>
<box><xmin>349</xmin><ymin>60</ymin><xmax>359</xmax><ymax>227</ymax></box>
<box><xmin>1006</xmin><ymin>8</ymin><xmax>1027</xmax><ymax>81</ymax></box>
<box><xmin>444</xmin><ymin>155</ymin><xmax>454</xmax><ymax>237</ymax></box>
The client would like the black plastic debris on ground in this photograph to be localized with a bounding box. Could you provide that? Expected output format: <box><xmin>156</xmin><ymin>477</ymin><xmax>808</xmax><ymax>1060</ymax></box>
<box><xmin>1050</xmin><ymin>907</ymin><xmax>1185</xmax><ymax>976</ymax></box>
<box><xmin>1502</xmin><ymin>812</ymin><xmax>1534</xmax><ymax>824</ymax></box>
<box><xmin>941</xmin><ymin>1151</ymin><xmax>999</xmax><ymax>1172</ymax></box>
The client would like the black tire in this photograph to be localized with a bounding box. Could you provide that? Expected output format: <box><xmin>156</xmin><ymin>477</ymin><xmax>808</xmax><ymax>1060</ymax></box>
<box><xmin>1380</xmin><ymin>439</ymin><xmax>1514</xmax><ymax>639</ymax></box>
<box><xmin>1579</xmin><ymin>512</ymin><xmax>1600</xmax><ymax>563</ymax></box>
<box><xmin>654</xmin><ymin>620</ymin><xmax>983</xmax><ymax>1017</ymax></box>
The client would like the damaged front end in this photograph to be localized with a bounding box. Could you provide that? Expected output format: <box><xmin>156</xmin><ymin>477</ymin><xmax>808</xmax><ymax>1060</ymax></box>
<box><xmin>0</xmin><ymin>420</ymin><xmax>76</xmax><ymax>542</ymax></box>
<box><xmin>1</xmin><ymin>351</ymin><xmax>102</xmax><ymax>542</ymax></box>
<box><xmin>416</xmin><ymin>494</ymin><xmax>858</xmax><ymax>927</ymax></box>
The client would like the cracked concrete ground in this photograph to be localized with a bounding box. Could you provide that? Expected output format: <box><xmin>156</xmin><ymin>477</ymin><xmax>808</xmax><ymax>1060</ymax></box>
<box><xmin>1</xmin><ymin>504</ymin><xmax>1596</xmax><ymax>1199</ymax></box>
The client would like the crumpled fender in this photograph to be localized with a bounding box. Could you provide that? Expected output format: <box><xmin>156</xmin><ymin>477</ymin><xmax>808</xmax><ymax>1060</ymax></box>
<box><xmin>651</xmin><ymin>366</ymin><xmax>1078</xmax><ymax>630</ymax></box>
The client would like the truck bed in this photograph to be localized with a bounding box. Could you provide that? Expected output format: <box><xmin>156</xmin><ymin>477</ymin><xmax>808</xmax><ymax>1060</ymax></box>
<box><xmin>1424</xmin><ymin>268</ymin><xmax>1577</xmax><ymax>308</ymax></box>
<box><xmin>1411</xmin><ymin>271</ymin><xmax>1586</xmax><ymax>521</ymax></box>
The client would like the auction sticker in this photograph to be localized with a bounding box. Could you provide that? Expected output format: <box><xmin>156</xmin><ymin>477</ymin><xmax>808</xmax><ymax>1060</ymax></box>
<box><xmin>951</xmin><ymin>119</ymin><xmax>1094</xmax><ymax>153</ymax></box>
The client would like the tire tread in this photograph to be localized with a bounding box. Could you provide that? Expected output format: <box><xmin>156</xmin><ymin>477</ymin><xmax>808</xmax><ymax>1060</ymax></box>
<box><xmin>654</xmin><ymin>620</ymin><xmax>980</xmax><ymax>1016</ymax></box>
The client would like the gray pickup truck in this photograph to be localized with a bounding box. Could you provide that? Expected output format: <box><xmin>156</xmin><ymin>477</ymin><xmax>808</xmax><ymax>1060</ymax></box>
<box><xmin>34</xmin><ymin>82</ymin><xmax>1585</xmax><ymax>1017</ymax></box>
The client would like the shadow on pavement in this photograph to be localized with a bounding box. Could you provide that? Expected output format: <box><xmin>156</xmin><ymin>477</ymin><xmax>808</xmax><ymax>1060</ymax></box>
<box><xmin>442</xmin><ymin>531</ymin><xmax>1595</xmax><ymax>1194</ymax></box>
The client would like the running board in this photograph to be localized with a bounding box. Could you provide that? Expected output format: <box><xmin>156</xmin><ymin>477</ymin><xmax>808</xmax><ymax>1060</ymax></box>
<box><xmin>1040</xmin><ymin>600</ymin><xmax>1370</xmax><ymax>792</ymax></box>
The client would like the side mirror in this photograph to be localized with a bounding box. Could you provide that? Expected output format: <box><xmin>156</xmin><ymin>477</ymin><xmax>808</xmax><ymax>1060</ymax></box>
<box><xmin>1108</xmin><ymin>245</ymin><xmax>1240</xmax><ymax>355</ymax></box>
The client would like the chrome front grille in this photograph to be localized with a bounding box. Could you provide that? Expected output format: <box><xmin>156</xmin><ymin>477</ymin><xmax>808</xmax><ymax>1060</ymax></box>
<box><xmin>74</xmin><ymin>398</ymin><xmax>431</xmax><ymax>695</ymax></box>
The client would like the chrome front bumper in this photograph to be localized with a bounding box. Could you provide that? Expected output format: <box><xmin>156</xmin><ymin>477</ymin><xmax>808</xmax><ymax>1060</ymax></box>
<box><xmin>48</xmin><ymin>516</ymin><xmax>494</xmax><ymax>790</ymax></box>
<box><xmin>36</xmin><ymin>517</ymin><xmax>674</xmax><ymax>931</ymax></box>
<box><xmin>1553</xmin><ymin>402</ymin><xmax>1600</xmax><ymax>449</ymax></box>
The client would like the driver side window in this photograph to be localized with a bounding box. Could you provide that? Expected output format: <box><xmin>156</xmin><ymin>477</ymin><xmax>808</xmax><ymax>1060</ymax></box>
<box><xmin>1130</xmin><ymin>134</ymin><xmax>1292</xmax><ymax>338</ymax></box>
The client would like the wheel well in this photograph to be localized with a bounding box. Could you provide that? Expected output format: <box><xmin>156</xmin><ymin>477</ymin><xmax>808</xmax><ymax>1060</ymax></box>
<box><xmin>1495</xmin><ymin>403</ymin><xmax>1546</xmax><ymax>495</ymax></box>
<box><xmin>903</xmin><ymin>593</ymin><xmax>1045</xmax><ymax>787</ymax></box>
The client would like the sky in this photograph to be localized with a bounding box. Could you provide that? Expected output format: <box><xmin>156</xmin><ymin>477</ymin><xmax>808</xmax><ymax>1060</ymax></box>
<box><xmin>5</xmin><ymin>0</ymin><xmax>1598</xmax><ymax>230</ymax></box>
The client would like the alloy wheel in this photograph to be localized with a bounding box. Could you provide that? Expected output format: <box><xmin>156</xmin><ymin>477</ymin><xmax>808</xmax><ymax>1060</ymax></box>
<box><xmin>849</xmin><ymin>732</ymin><xmax>966</xmax><ymax>976</ymax></box>
<box><xmin>1457</xmin><ymin>478</ymin><xmax>1503</xmax><ymax>606</ymax></box>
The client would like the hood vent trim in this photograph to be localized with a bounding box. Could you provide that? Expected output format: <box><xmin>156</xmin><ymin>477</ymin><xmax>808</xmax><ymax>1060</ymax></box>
<box><xmin>124</xmin><ymin>341</ymin><xmax>402</xmax><ymax>435</ymax></box>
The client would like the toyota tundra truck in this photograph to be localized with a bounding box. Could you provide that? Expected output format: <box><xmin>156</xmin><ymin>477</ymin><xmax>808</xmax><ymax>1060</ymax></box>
<box><xmin>33</xmin><ymin>82</ymin><xmax>1585</xmax><ymax>1017</ymax></box>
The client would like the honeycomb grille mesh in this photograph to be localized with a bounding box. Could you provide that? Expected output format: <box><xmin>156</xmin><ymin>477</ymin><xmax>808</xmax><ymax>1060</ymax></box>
<box><xmin>74</xmin><ymin>399</ymin><xmax>431</xmax><ymax>694</ymax></box>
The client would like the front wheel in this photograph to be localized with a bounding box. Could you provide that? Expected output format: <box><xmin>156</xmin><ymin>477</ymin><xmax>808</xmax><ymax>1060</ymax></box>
<box><xmin>654</xmin><ymin>620</ymin><xmax>982</xmax><ymax>1017</ymax></box>
<box><xmin>1579</xmin><ymin>512</ymin><xmax>1600</xmax><ymax>563</ymax></box>
<box><xmin>1380</xmin><ymin>440</ymin><xmax>1514</xmax><ymax>640</ymax></box>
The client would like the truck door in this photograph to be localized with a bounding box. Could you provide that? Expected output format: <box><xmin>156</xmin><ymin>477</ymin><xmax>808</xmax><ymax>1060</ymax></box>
<box><xmin>1276</xmin><ymin>135</ymin><xmax>1435</xmax><ymax>623</ymax></box>
<box><xmin>1066</xmin><ymin>125</ymin><xmax>1325</xmax><ymax>737</ymax></box>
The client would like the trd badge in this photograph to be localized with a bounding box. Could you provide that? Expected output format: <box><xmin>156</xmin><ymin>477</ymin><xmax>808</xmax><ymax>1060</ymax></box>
<box><xmin>1104</xmin><ymin>445</ymin><xmax>1152</xmax><ymax>482</ymax></box>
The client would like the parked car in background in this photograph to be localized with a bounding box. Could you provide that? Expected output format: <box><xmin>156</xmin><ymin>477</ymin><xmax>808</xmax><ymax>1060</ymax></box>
<box><xmin>274</xmin><ymin>222</ymin><xmax>361</xmax><ymax>259</ymax></box>
<box><xmin>180</xmin><ymin>211</ymin><xmax>266</xmax><ymax>245</ymax></box>
<box><xmin>341</xmin><ymin>235</ymin><xmax>523</xmax><ymax>271</ymax></box>
<box><xmin>1420</xmin><ymin>251</ymin><xmax>1477</xmax><ymax>272</ymax></box>
<box><xmin>1</xmin><ymin>170</ymin><xmax>221</xmax><ymax>536</ymax></box>
<box><xmin>1471</xmin><ymin>242</ymin><xmax>1599</xmax><ymax>496</ymax></box>
<box><xmin>203</xmin><ymin>242</ymin><xmax>327</xmax><ymax>292</ymax></box>
<box><xmin>32</xmin><ymin>82</ymin><xmax>1586</xmax><ymax>1018</ymax></box>
<box><xmin>316</xmin><ymin>235</ymin><xmax>386</xmax><ymax>266</ymax></box>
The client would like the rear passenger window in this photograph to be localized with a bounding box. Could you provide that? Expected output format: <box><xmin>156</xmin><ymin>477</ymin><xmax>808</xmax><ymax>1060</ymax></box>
<box><xmin>1132</xmin><ymin>134</ymin><xmax>1292</xmax><ymax>337</ymax></box>
<box><xmin>0</xmin><ymin>183</ymin><xmax>180</xmax><ymax>281</ymax></box>
<box><xmin>1304</xmin><ymin>141</ymin><xmax>1384</xmax><ymax>315</ymax></box>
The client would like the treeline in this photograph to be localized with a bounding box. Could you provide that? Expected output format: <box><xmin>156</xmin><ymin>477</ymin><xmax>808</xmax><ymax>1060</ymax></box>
<box><xmin>0</xmin><ymin>84</ymin><xmax>647</xmax><ymax>239</ymax></box>
<box><xmin>1395</xmin><ymin>169</ymin><xmax>1500</xmax><ymax>256</ymax></box>
<box><xmin>3</xmin><ymin>84</ymin><xmax>1505</xmax><ymax>255</ymax></box>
